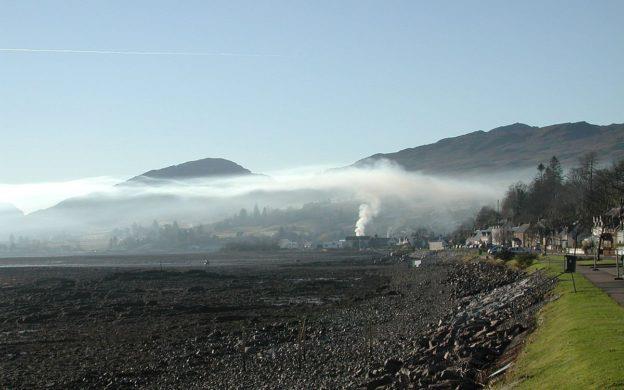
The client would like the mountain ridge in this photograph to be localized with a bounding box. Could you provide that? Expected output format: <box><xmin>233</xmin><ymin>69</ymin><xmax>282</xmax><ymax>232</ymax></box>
<box><xmin>124</xmin><ymin>157</ymin><xmax>253</xmax><ymax>185</ymax></box>
<box><xmin>354</xmin><ymin>121</ymin><xmax>624</xmax><ymax>175</ymax></box>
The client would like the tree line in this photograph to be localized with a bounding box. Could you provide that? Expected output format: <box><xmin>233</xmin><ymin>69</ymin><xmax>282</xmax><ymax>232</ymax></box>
<box><xmin>452</xmin><ymin>152</ymin><xmax>624</xmax><ymax>244</ymax></box>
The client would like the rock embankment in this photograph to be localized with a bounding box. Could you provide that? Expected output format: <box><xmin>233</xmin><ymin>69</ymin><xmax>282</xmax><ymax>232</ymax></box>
<box><xmin>363</xmin><ymin>261</ymin><xmax>555</xmax><ymax>389</ymax></box>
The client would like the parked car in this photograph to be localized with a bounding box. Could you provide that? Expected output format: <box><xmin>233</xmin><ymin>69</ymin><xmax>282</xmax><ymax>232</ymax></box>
<box><xmin>509</xmin><ymin>247</ymin><xmax>530</xmax><ymax>254</ymax></box>
<box><xmin>488</xmin><ymin>246</ymin><xmax>503</xmax><ymax>255</ymax></box>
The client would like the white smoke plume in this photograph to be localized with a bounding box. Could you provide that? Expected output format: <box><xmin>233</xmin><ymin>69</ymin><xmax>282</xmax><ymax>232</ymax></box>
<box><xmin>355</xmin><ymin>199</ymin><xmax>380</xmax><ymax>236</ymax></box>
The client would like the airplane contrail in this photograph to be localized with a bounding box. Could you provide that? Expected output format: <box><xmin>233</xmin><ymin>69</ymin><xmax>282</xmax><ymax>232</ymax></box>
<box><xmin>0</xmin><ymin>48</ymin><xmax>284</xmax><ymax>57</ymax></box>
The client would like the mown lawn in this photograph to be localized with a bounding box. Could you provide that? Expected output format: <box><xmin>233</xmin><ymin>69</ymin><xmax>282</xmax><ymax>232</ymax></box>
<box><xmin>497</xmin><ymin>256</ymin><xmax>624</xmax><ymax>389</ymax></box>
<box><xmin>577</xmin><ymin>258</ymin><xmax>617</xmax><ymax>267</ymax></box>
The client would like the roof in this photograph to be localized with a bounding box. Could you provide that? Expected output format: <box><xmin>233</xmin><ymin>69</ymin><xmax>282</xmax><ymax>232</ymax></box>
<box><xmin>345</xmin><ymin>236</ymin><xmax>371</xmax><ymax>241</ymax></box>
<box><xmin>606</xmin><ymin>206</ymin><xmax>624</xmax><ymax>218</ymax></box>
<box><xmin>511</xmin><ymin>223</ymin><xmax>531</xmax><ymax>233</ymax></box>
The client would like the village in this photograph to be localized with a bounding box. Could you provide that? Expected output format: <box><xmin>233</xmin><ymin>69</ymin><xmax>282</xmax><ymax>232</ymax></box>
<box><xmin>277</xmin><ymin>206</ymin><xmax>624</xmax><ymax>259</ymax></box>
<box><xmin>463</xmin><ymin>207</ymin><xmax>624</xmax><ymax>256</ymax></box>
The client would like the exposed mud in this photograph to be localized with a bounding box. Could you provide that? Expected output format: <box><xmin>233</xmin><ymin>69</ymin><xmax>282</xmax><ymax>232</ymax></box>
<box><xmin>0</xmin><ymin>251</ymin><xmax>552</xmax><ymax>389</ymax></box>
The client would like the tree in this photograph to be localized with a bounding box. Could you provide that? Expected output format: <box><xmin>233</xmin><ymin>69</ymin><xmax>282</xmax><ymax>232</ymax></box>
<box><xmin>545</xmin><ymin>156</ymin><xmax>563</xmax><ymax>184</ymax></box>
<box><xmin>474</xmin><ymin>206</ymin><xmax>501</xmax><ymax>229</ymax></box>
<box><xmin>610</xmin><ymin>159</ymin><xmax>624</xmax><ymax>195</ymax></box>
<box><xmin>568</xmin><ymin>152</ymin><xmax>599</xmax><ymax>231</ymax></box>
<box><xmin>501</xmin><ymin>183</ymin><xmax>528</xmax><ymax>224</ymax></box>
<box><xmin>450</xmin><ymin>220</ymin><xmax>475</xmax><ymax>246</ymax></box>
<box><xmin>537</xmin><ymin>163</ymin><xmax>546</xmax><ymax>179</ymax></box>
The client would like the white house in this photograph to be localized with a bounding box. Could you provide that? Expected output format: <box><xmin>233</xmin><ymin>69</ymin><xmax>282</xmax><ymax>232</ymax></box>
<box><xmin>466</xmin><ymin>229</ymin><xmax>492</xmax><ymax>246</ymax></box>
<box><xmin>278</xmin><ymin>239</ymin><xmax>299</xmax><ymax>249</ymax></box>
<box><xmin>428</xmin><ymin>240</ymin><xmax>447</xmax><ymax>251</ymax></box>
<box><xmin>322</xmin><ymin>240</ymin><xmax>347</xmax><ymax>249</ymax></box>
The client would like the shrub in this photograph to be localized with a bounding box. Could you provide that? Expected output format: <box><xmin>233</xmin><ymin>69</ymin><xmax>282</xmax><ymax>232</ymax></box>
<box><xmin>222</xmin><ymin>238</ymin><xmax>279</xmax><ymax>252</ymax></box>
<box><xmin>515</xmin><ymin>253</ymin><xmax>537</xmax><ymax>268</ymax></box>
<box><xmin>494</xmin><ymin>249</ymin><xmax>514</xmax><ymax>261</ymax></box>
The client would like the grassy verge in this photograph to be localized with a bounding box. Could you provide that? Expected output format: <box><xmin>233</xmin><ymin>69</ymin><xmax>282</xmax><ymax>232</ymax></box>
<box><xmin>496</xmin><ymin>256</ymin><xmax>624</xmax><ymax>389</ymax></box>
<box><xmin>577</xmin><ymin>259</ymin><xmax>617</xmax><ymax>266</ymax></box>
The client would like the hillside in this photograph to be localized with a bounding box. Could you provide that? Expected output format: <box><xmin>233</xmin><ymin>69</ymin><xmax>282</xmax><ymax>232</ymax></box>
<box><xmin>0</xmin><ymin>203</ymin><xmax>24</xmax><ymax>218</ymax></box>
<box><xmin>354</xmin><ymin>122</ymin><xmax>624</xmax><ymax>175</ymax></box>
<box><xmin>0</xmin><ymin>203</ymin><xmax>24</xmax><ymax>225</ymax></box>
<box><xmin>12</xmin><ymin>158</ymin><xmax>256</xmax><ymax>236</ymax></box>
<box><xmin>125</xmin><ymin>158</ymin><xmax>253</xmax><ymax>184</ymax></box>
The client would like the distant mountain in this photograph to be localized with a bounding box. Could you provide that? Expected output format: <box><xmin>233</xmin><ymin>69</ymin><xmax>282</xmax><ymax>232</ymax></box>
<box><xmin>354</xmin><ymin>122</ymin><xmax>624</xmax><ymax>175</ymax></box>
<box><xmin>125</xmin><ymin>158</ymin><xmax>253</xmax><ymax>184</ymax></box>
<box><xmin>0</xmin><ymin>203</ymin><xmax>24</xmax><ymax>235</ymax></box>
<box><xmin>0</xmin><ymin>203</ymin><xmax>23</xmax><ymax>216</ymax></box>
<box><xmin>8</xmin><ymin>158</ymin><xmax>257</xmax><ymax>235</ymax></box>
<box><xmin>0</xmin><ymin>203</ymin><xmax>23</xmax><ymax>222</ymax></box>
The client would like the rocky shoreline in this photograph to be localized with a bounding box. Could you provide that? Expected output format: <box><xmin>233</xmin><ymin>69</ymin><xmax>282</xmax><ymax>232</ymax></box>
<box><xmin>0</xmin><ymin>251</ymin><xmax>554</xmax><ymax>389</ymax></box>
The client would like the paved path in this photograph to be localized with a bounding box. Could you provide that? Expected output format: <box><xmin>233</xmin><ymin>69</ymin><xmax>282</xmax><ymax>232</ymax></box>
<box><xmin>578</xmin><ymin>264</ymin><xmax>624</xmax><ymax>306</ymax></box>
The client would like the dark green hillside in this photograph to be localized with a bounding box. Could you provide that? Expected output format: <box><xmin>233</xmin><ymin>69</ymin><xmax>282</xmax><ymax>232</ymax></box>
<box><xmin>355</xmin><ymin>122</ymin><xmax>624</xmax><ymax>175</ymax></box>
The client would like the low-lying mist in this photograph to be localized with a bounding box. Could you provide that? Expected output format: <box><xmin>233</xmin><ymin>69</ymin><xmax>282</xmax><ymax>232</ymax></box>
<box><xmin>0</xmin><ymin>161</ymin><xmax>507</xmax><ymax>240</ymax></box>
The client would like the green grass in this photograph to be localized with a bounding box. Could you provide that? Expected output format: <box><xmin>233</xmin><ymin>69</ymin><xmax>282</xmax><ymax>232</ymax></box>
<box><xmin>577</xmin><ymin>259</ymin><xmax>617</xmax><ymax>267</ymax></box>
<box><xmin>497</xmin><ymin>256</ymin><xmax>624</xmax><ymax>389</ymax></box>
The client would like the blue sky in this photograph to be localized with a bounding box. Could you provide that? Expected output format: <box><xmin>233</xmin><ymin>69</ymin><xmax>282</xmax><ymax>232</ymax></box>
<box><xmin>1</xmin><ymin>0</ymin><xmax>623</xmax><ymax>183</ymax></box>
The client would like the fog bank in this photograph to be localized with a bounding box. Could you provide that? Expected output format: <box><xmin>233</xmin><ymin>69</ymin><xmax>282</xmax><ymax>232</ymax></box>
<box><xmin>0</xmin><ymin>161</ymin><xmax>508</xmax><ymax>238</ymax></box>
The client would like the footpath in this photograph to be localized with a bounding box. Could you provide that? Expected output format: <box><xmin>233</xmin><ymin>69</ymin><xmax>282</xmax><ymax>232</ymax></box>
<box><xmin>577</xmin><ymin>264</ymin><xmax>624</xmax><ymax>306</ymax></box>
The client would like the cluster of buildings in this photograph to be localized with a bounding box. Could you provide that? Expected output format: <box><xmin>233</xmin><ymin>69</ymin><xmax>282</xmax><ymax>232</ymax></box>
<box><xmin>280</xmin><ymin>206</ymin><xmax>624</xmax><ymax>256</ymax></box>
<box><xmin>277</xmin><ymin>239</ymin><xmax>313</xmax><ymax>250</ymax></box>
<box><xmin>466</xmin><ymin>207</ymin><xmax>624</xmax><ymax>255</ymax></box>
<box><xmin>321</xmin><ymin>235</ymin><xmax>395</xmax><ymax>250</ymax></box>
<box><xmin>591</xmin><ymin>207</ymin><xmax>624</xmax><ymax>256</ymax></box>
<box><xmin>319</xmin><ymin>234</ymin><xmax>451</xmax><ymax>252</ymax></box>
<box><xmin>467</xmin><ymin>224</ymin><xmax>535</xmax><ymax>248</ymax></box>
<box><xmin>278</xmin><ymin>235</ymin><xmax>399</xmax><ymax>251</ymax></box>
<box><xmin>465</xmin><ymin>222</ymin><xmax>580</xmax><ymax>251</ymax></box>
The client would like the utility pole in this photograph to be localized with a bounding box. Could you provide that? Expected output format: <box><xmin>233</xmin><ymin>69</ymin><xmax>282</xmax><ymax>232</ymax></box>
<box><xmin>573</xmin><ymin>220</ymin><xmax>580</xmax><ymax>256</ymax></box>
<box><xmin>593</xmin><ymin>218</ymin><xmax>602</xmax><ymax>272</ymax></box>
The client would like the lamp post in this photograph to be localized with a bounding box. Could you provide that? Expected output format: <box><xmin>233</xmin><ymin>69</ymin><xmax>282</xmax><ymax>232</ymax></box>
<box><xmin>572</xmin><ymin>220</ymin><xmax>580</xmax><ymax>257</ymax></box>
<box><xmin>593</xmin><ymin>216</ymin><xmax>602</xmax><ymax>272</ymax></box>
<box><xmin>616</xmin><ymin>250</ymin><xmax>623</xmax><ymax>280</ymax></box>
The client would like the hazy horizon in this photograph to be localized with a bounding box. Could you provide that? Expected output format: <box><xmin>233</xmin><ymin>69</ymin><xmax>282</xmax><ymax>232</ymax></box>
<box><xmin>2</xmin><ymin>1</ymin><xmax>623</xmax><ymax>183</ymax></box>
<box><xmin>1</xmin><ymin>160</ymin><xmax>506</xmax><ymax>214</ymax></box>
